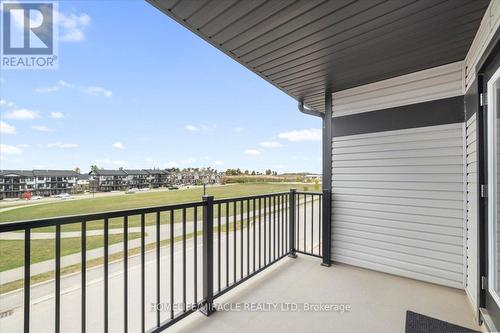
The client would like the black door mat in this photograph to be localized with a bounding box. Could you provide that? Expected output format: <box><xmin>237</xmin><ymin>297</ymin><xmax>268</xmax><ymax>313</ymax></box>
<box><xmin>405</xmin><ymin>311</ymin><xmax>479</xmax><ymax>333</ymax></box>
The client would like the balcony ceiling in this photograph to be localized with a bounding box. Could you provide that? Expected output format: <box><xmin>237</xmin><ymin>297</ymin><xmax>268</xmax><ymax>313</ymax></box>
<box><xmin>148</xmin><ymin>0</ymin><xmax>490</xmax><ymax>113</ymax></box>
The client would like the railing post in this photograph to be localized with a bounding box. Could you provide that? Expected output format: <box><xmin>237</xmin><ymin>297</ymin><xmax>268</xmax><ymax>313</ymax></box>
<box><xmin>201</xmin><ymin>195</ymin><xmax>215</xmax><ymax>316</ymax></box>
<box><xmin>321</xmin><ymin>189</ymin><xmax>331</xmax><ymax>267</ymax></box>
<box><xmin>288</xmin><ymin>188</ymin><xmax>297</xmax><ymax>258</ymax></box>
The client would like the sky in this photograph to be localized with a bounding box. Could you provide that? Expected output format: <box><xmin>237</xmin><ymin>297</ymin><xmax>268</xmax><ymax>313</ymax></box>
<box><xmin>0</xmin><ymin>0</ymin><xmax>321</xmax><ymax>174</ymax></box>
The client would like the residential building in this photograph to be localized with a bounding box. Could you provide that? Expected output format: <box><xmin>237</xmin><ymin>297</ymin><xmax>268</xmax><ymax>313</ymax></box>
<box><xmin>123</xmin><ymin>170</ymin><xmax>149</xmax><ymax>189</ymax></box>
<box><xmin>0</xmin><ymin>170</ymin><xmax>32</xmax><ymax>199</ymax></box>
<box><xmin>89</xmin><ymin>169</ymin><xmax>127</xmax><ymax>192</ymax></box>
<box><xmin>198</xmin><ymin>168</ymin><xmax>221</xmax><ymax>184</ymax></box>
<box><xmin>74</xmin><ymin>174</ymin><xmax>91</xmax><ymax>193</ymax></box>
<box><xmin>32</xmin><ymin>170</ymin><xmax>79</xmax><ymax>196</ymax></box>
<box><xmin>0</xmin><ymin>170</ymin><xmax>79</xmax><ymax>199</ymax></box>
<box><xmin>76</xmin><ymin>174</ymin><xmax>90</xmax><ymax>186</ymax></box>
<box><xmin>144</xmin><ymin>169</ymin><xmax>170</xmax><ymax>188</ymax></box>
<box><xmin>171</xmin><ymin>168</ymin><xmax>221</xmax><ymax>186</ymax></box>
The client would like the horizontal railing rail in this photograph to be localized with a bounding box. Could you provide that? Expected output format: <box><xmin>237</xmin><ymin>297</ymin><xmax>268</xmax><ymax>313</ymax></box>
<box><xmin>0</xmin><ymin>201</ymin><xmax>207</xmax><ymax>232</ymax></box>
<box><xmin>0</xmin><ymin>189</ymin><xmax>327</xmax><ymax>333</ymax></box>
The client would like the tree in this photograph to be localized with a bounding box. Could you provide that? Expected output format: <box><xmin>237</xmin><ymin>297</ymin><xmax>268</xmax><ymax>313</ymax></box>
<box><xmin>251</xmin><ymin>171</ymin><xmax>256</xmax><ymax>175</ymax></box>
<box><xmin>313</xmin><ymin>179</ymin><xmax>320</xmax><ymax>191</ymax></box>
<box><xmin>119</xmin><ymin>166</ymin><xmax>124</xmax><ymax>171</ymax></box>
<box><xmin>90</xmin><ymin>165</ymin><xmax>99</xmax><ymax>172</ymax></box>
<box><xmin>75</xmin><ymin>167</ymin><xmax>81</xmax><ymax>174</ymax></box>
<box><xmin>265</xmin><ymin>169</ymin><xmax>272</xmax><ymax>175</ymax></box>
<box><xmin>22</xmin><ymin>191</ymin><xmax>32</xmax><ymax>200</ymax></box>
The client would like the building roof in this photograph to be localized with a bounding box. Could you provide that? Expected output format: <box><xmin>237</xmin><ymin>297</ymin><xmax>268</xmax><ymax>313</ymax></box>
<box><xmin>0</xmin><ymin>170</ymin><xmax>34</xmax><ymax>177</ymax></box>
<box><xmin>148</xmin><ymin>0</ymin><xmax>489</xmax><ymax>113</ymax></box>
<box><xmin>144</xmin><ymin>169</ymin><xmax>167</xmax><ymax>175</ymax></box>
<box><xmin>32</xmin><ymin>170</ymin><xmax>79</xmax><ymax>177</ymax></box>
<box><xmin>123</xmin><ymin>169</ymin><xmax>149</xmax><ymax>175</ymax></box>
<box><xmin>77</xmin><ymin>174</ymin><xmax>91</xmax><ymax>180</ymax></box>
<box><xmin>90</xmin><ymin>169</ymin><xmax>127</xmax><ymax>176</ymax></box>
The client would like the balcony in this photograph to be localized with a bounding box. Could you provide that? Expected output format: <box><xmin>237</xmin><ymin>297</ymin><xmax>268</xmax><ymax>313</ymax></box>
<box><xmin>0</xmin><ymin>190</ymin><xmax>480</xmax><ymax>332</ymax></box>
<box><xmin>0</xmin><ymin>190</ymin><xmax>319</xmax><ymax>332</ymax></box>
<box><xmin>170</xmin><ymin>256</ymin><xmax>479</xmax><ymax>333</ymax></box>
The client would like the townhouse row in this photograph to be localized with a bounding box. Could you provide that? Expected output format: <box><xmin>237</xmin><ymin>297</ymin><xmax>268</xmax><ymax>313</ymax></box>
<box><xmin>0</xmin><ymin>168</ymin><xmax>222</xmax><ymax>199</ymax></box>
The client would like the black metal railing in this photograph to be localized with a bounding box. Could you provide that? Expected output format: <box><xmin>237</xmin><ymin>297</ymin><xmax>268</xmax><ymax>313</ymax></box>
<box><xmin>0</xmin><ymin>189</ymin><xmax>328</xmax><ymax>333</ymax></box>
<box><xmin>293</xmin><ymin>190</ymin><xmax>324</xmax><ymax>258</ymax></box>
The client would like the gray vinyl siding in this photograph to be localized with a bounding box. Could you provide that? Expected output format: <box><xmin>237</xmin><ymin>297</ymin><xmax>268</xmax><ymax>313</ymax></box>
<box><xmin>331</xmin><ymin>123</ymin><xmax>466</xmax><ymax>289</ymax></box>
<box><xmin>466</xmin><ymin>114</ymin><xmax>478</xmax><ymax>309</ymax></box>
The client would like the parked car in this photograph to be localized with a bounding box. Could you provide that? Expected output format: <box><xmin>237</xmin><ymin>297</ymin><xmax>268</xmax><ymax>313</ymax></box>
<box><xmin>31</xmin><ymin>196</ymin><xmax>43</xmax><ymax>200</ymax></box>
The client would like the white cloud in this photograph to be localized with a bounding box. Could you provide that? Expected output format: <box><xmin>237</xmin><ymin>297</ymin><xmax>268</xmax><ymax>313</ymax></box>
<box><xmin>233</xmin><ymin>126</ymin><xmax>244</xmax><ymax>133</ymax></box>
<box><xmin>48</xmin><ymin>142</ymin><xmax>78</xmax><ymax>148</ymax></box>
<box><xmin>213</xmin><ymin>160</ymin><xmax>224</xmax><ymax>166</ymax></box>
<box><xmin>244</xmin><ymin>149</ymin><xmax>261</xmax><ymax>156</ymax></box>
<box><xmin>4</xmin><ymin>108</ymin><xmax>40</xmax><ymax>120</ymax></box>
<box><xmin>185</xmin><ymin>124</ymin><xmax>216</xmax><ymax>132</ymax></box>
<box><xmin>36</xmin><ymin>80</ymin><xmax>112</xmax><ymax>98</ymax></box>
<box><xmin>185</xmin><ymin>125</ymin><xmax>198</xmax><ymax>132</ymax></box>
<box><xmin>259</xmin><ymin>141</ymin><xmax>283</xmax><ymax>148</ymax></box>
<box><xmin>87</xmin><ymin>86</ymin><xmax>112</xmax><ymax>97</ymax></box>
<box><xmin>59</xmin><ymin>80</ymin><xmax>74</xmax><ymax>88</ymax></box>
<box><xmin>112</xmin><ymin>142</ymin><xmax>124</xmax><ymax>150</ymax></box>
<box><xmin>58</xmin><ymin>12</ymin><xmax>91</xmax><ymax>42</ymax></box>
<box><xmin>0</xmin><ymin>121</ymin><xmax>16</xmax><ymax>134</ymax></box>
<box><xmin>31</xmin><ymin>125</ymin><xmax>55</xmax><ymax>132</ymax></box>
<box><xmin>7</xmin><ymin>6</ymin><xmax>90</xmax><ymax>42</ymax></box>
<box><xmin>35</xmin><ymin>86</ymin><xmax>59</xmax><ymax>93</ymax></box>
<box><xmin>50</xmin><ymin>112</ymin><xmax>64</xmax><ymax>119</ymax></box>
<box><xmin>0</xmin><ymin>144</ymin><xmax>22</xmax><ymax>155</ymax></box>
<box><xmin>278</xmin><ymin>128</ymin><xmax>322</xmax><ymax>142</ymax></box>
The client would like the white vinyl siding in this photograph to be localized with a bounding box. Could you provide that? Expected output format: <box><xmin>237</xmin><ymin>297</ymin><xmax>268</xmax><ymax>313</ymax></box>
<box><xmin>331</xmin><ymin>123</ymin><xmax>466</xmax><ymax>289</ymax></box>
<box><xmin>466</xmin><ymin>114</ymin><xmax>479</xmax><ymax>310</ymax></box>
<box><xmin>332</xmin><ymin>62</ymin><xmax>463</xmax><ymax>117</ymax></box>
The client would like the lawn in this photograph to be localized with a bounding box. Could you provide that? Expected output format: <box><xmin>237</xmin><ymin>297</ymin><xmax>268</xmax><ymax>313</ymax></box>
<box><xmin>0</xmin><ymin>211</ymin><xmax>259</xmax><ymax>294</ymax></box>
<box><xmin>0</xmin><ymin>232</ymin><xmax>141</xmax><ymax>272</ymax></box>
<box><xmin>0</xmin><ymin>182</ymin><xmax>316</xmax><ymax>293</ymax></box>
<box><xmin>0</xmin><ymin>183</ymin><xmax>312</xmax><ymax>231</ymax></box>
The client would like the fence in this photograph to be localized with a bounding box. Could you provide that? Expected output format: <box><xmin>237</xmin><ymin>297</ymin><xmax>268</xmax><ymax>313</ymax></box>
<box><xmin>0</xmin><ymin>189</ymin><xmax>329</xmax><ymax>332</ymax></box>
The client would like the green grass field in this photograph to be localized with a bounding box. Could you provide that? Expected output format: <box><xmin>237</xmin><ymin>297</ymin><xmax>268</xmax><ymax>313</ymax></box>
<box><xmin>0</xmin><ymin>183</ymin><xmax>316</xmax><ymax>293</ymax></box>
<box><xmin>0</xmin><ymin>183</ymin><xmax>314</xmax><ymax>232</ymax></box>
<box><xmin>0</xmin><ymin>232</ymin><xmax>141</xmax><ymax>272</ymax></box>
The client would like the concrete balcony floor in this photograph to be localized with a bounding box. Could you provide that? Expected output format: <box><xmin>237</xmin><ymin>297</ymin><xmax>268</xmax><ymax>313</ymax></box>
<box><xmin>171</xmin><ymin>255</ymin><xmax>482</xmax><ymax>333</ymax></box>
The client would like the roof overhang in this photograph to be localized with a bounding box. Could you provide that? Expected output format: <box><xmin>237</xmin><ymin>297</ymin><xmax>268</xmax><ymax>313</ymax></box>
<box><xmin>148</xmin><ymin>0</ymin><xmax>489</xmax><ymax>113</ymax></box>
